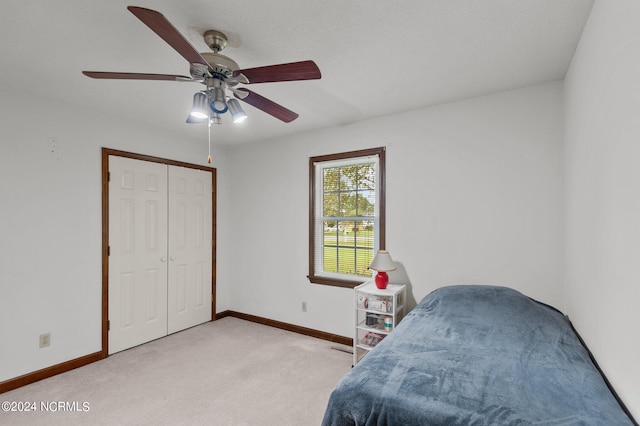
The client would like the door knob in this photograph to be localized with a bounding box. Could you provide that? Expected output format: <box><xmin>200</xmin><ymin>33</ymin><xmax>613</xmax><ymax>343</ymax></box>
<box><xmin>161</xmin><ymin>257</ymin><xmax>167</xmax><ymax>263</ymax></box>
<box><xmin>170</xmin><ymin>255</ymin><xmax>176</xmax><ymax>261</ymax></box>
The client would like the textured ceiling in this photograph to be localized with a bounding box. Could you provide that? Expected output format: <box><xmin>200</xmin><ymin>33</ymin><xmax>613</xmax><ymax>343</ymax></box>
<box><xmin>0</xmin><ymin>0</ymin><xmax>594</xmax><ymax>146</ymax></box>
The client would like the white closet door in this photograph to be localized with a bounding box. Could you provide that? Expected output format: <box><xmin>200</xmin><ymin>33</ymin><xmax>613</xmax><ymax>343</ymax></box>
<box><xmin>167</xmin><ymin>165</ymin><xmax>212</xmax><ymax>334</ymax></box>
<box><xmin>108</xmin><ymin>157</ymin><xmax>168</xmax><ymax>354</ymax></box>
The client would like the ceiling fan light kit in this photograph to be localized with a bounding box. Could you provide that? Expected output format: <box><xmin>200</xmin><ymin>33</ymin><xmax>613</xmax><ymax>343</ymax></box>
<box><xmin>209</xmin><ymin>87</ymin><xmax>228</xmax><ymax>114</ymax></box>
<box><xmin>82</xmin><ymin>6</ymin><xmax>321</xmax><ymax>161</ymax></box>
<box><xmin>227</xmin><ymin>98</ymin><xmax>248</xmax><ymax>123</ymax></box>
<box><xmin>190</xmin><ymin>92</ymin><xmax>209</xmax><ymax>119</ymax></box>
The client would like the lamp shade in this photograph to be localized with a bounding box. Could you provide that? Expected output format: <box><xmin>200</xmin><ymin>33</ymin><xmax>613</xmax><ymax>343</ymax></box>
<box><xmin>369</xmin><ymin>250</ymin><xmax>397</xmax><ymax>272</ymax></box>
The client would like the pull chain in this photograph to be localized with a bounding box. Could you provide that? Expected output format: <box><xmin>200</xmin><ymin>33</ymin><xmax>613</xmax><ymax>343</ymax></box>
<box><xmin>207</xmin><ymin>113</ymin><xmax>212</xmax><ymax>164</ymax></box>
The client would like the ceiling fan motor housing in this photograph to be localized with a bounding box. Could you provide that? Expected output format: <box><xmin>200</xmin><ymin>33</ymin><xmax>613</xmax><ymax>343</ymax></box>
<box><xmin>203</xmin><ymin>30</ymin><xmax>228</xmax><ymax>52</ymax></box>
<box><xmin>199</xmin><ymin>52</ymin><xmax>239</xmax><ymax>78</ymax></box>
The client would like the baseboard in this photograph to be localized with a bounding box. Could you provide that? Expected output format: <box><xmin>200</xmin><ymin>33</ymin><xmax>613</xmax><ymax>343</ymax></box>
<box><xmin>1</xmin><ymin>314</ymin><xmax>352</xmax><ymax>395</ymax></box>
<box><xmin>218</xmin><ymin>310</ymin><xmax>353</xmax><ymax>347</ymax></box>
<box><xmin>0</xmin><ymin>351</ymin><xmax>105</xmax><ymax>394</ymax></box>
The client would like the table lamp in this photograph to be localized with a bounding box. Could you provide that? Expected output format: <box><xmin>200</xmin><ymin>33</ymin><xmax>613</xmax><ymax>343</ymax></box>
<box><xmin>369</xmin><ymin>250</ymin><xmax>397</xmax><ymax>289</ymax></box>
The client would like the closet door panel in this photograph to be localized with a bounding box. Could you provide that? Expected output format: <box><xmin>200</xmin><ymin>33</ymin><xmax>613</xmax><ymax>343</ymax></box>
<box><xmin>167</xmin><ymin>166</ymin><xmax>212</xmax><ymax>334</ymax></box>
<box><xmin>108</xmin><ymin>156</ymin><xmax>168</xmax><ymax>354</ymax></box>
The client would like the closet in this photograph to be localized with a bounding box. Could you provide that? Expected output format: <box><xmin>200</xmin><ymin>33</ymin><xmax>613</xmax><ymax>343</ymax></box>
<box><xmin>107</xmin><ymin>155</ymin><xmax>213</xmax><ymax>354</ymax></box>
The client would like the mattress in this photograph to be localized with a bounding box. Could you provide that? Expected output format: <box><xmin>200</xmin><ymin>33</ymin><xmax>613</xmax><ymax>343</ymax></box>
<box><xmin>322</xmin><ymin>285</ymin><xmax>634</xmax><ymax>425</ymax></box>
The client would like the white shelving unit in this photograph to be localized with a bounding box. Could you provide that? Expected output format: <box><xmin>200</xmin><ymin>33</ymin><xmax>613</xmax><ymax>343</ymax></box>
<box><xmin>354</xmin><ymin>281</ymin><xmax>406</xmax><ymax>366</ymax></box>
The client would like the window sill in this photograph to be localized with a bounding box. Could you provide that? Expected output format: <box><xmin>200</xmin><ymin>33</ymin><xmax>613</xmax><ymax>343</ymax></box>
<box><xmin>307</xmin><ymin>275</ymin><xmax>364</xmax><ymax>289</ymax></box>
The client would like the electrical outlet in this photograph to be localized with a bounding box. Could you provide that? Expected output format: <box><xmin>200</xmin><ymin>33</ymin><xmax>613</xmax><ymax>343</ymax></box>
<box><xmin>39</xmin><ymin>333</ymin><xmax>51</xmax><ymax>348</ymax></box>
<box><xmin>302</xmin><ymin>302</ymin><xmax>307</xmax><ymax>312</ymax></box>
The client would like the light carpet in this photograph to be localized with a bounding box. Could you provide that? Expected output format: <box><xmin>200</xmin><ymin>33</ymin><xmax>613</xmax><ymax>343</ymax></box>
<box><xmin>1</xmin><ymin>317</ymin><xmax>352</xmax><ymax>425</ymax></box>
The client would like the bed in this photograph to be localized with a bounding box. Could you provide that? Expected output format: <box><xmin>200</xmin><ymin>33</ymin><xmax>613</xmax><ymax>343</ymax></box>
<box><xmin>322</xmin><ymin>285</ymin><xmax>635</xmax><ymax>425</ymax></box>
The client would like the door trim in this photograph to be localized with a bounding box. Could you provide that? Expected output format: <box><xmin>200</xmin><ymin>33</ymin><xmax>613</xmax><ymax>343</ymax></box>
<box><xmin>102</xmin><ymin>148</ymin><xmax>217</xmax><ymax>357</ymax></box>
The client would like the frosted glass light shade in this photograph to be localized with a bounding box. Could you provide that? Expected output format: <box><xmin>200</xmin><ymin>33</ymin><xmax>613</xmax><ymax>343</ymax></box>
<box><xmin>228</xmin><ymin>98</ymin><xmax>247</xmax><ymax>123</ymax></box>
<box><xmin>210</xmin><ymin>88</ymin><xmax>228</xmax><ymax>113</ymax></box>
<box><xmin>190</xmin><ymin>92</ymin><xmax>209</xmax><ymax>119</ymax></box>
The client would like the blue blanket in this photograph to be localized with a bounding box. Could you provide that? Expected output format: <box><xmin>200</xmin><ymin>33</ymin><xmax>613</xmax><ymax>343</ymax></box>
<box><xmin>322</xmin><ymin>285</ymin><xmax>633</xmax><ymax>425</ymax></box>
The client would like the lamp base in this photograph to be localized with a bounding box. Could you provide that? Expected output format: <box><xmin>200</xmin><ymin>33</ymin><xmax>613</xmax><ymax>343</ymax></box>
<box><xmin>374</xmin><ymin>271</ymin><xmax>389</xmax><ymax>289</ymax></box>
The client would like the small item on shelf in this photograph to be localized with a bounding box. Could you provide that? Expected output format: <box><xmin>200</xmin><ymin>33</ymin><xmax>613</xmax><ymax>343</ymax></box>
<box><xmin>357</xmin><ymin>295</ymin><xmax>367</xmax><ymax>309</ymax></box>
<box><xmin>366</xmin><ymin>313</ymin><xmax>378</xmax><ymax>326</ymax></box>
<box><xmin>359</xmin><ymin>294</ymin><xmax>393</xmax><ymax>312</ymax></box>
<box><xmin>360</xmin><ymin>332</ymin><xmax>384</xmax><ymax>348</ymax></box>
<box><xmin>384</xmin><ymin>316</ymin><xmax>393</xmax><ymax>331</ymax></box>
<box><xmin>367</xmin><ymin>299</ymin><xmax>388</xmax><ymax>312</ymax></box>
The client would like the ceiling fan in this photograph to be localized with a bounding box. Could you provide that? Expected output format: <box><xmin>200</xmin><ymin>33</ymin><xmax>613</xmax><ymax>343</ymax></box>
<box><xmin>83</xmin><ymin>6</ymin><xmax>321</xmax><ymax>127</ymax></box>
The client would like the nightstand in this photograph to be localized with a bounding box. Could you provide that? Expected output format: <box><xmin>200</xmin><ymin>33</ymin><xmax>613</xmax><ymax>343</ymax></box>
<box><xmin>354</xmin><ymin>281</ymin><xmax>406</xmax><ymax>365</ymax></box>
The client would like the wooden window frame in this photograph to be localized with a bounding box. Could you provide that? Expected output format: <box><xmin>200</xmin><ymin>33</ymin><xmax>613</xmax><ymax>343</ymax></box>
<box><xmin>308</xmin><ymin>147</ymin><xmax>386</xmax><ymax>288</ymax></box>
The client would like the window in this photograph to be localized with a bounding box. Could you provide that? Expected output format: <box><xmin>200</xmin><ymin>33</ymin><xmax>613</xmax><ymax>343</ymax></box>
<box><xmin>308</xmin><ymin>147</ymin><xmax>385</xmax><ymax>288</ymax></box>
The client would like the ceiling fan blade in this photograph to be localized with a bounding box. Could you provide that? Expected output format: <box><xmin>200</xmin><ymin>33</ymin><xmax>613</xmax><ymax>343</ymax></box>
<box><xmin>127</xmin><ymin>6</ymin><xmax>210</xmax><ymax>68</ymax></box>
<box><xmin>235</xmin><ymin>89</ymin><xmax>299</xmax><ymax>123</ymax></box>
<box><xmin>233</xmin><ymin>60</ymin><xmax>321</xmax><ymax>84</ymax></box>
<box><xmin>83</xmin><ymin>71</ymin><xmax>194</xmax><ymax>81</ymax></box>
<box><xmin>226</xmin><ymin>86</ymin><xmax>249</xmax><ymax>99</ymax></box>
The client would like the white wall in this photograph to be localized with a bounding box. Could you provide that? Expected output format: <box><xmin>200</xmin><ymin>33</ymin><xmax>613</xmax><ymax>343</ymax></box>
<box><xmin>0</xmin><ymin>87</ymin><xmax>231</xmax><ymax>382</ymax></box>
<box><xmin>564</xmin><ymin>0</ymin><xmax>640</xmax><ymax>417</ymax></box>
<box><xmin>227</xmin><ymin>82</ymin><xmax>565</xmax><ymax>338</ymax></box>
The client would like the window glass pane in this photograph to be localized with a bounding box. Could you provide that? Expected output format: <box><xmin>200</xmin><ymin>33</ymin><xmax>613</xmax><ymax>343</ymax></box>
<box><xmin>354</xmin><ymin>220</ymin><xmax>373</xmax><ymax>248</ymax></box>
<box><xmin>323</xmin><ymin>168</ymin><xmax>340</xmax><ymax>192</ymax></box>
<box><xmin>323</xmin><ymin>246</ymin><xmax>338</xmax><ymax>273</ymax></box>
<box><xmin>355</xmin><ymin>247</ymin><xmax>374</xmax><ymax>277</ymax></box>
<box><xmin>340</xmin><ymin>191</ymin><xmax>357</xmax><ymax>217</ymax></box>
<box><xmin>323</xmin><ymin>221</ymin><xmax>338</xmax><ymax>245</ymax></box>
<box><xmin>338</xmin><ymin>220</ymin><xmax>354</xmax><ymax>247</ymax></box>
<box><xmin>323</xmin><ymin>192</ymin><xmax>339</xmax><ymax>217</ymax></box>
<box><xmin>339</xmin><ymin>165</ymin><xmax>358</xmax><ymax>191</ymax></box>
<box><xmin>357</xmin><ymin>164</ymin><xmax>376</xmax><ymax>191</ymax></box>
<box><xmin>356</xmin><ymin>190</ymin><xmax>375</xmax><ymax>216</ymax></box>
<box><xmin>338</xmin><ymin>248</ymin><xmax>355</xmax><ymax>275</ymax></box>
<box><xmin>354</xmin><ymin>220</ymin><xmax>374</xmax><ymax>277</ymax></box>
